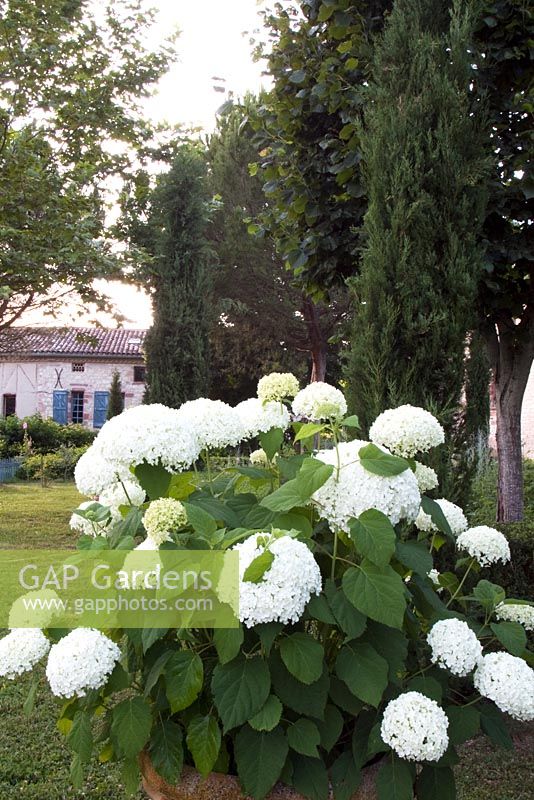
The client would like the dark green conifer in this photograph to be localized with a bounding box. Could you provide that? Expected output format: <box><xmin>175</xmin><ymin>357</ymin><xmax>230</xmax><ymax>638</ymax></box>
<box><xmin>346</xmin><ymin>0</ymin><xmax>487</xmax><ymax>440</ymax></box>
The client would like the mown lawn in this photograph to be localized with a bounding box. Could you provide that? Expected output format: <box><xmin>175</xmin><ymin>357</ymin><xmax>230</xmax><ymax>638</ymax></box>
<box><xmin>0</xmin><ymin>482</ymin><xmax>532</xmax><ymax>799</ymax></box>
<box><xmin>0</xmin><ymin>482</ymin><xmax>80</xmax><ymax>549</ymax></box>
<box><xmin>0</xmin><ymin>669</ymin><xmax>143</xmax><ymax>800</ymax></box>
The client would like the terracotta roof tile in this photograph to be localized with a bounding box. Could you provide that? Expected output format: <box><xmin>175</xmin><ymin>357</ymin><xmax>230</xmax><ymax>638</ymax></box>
<box><xmin>0</xmin><ymin>327</ymin><xmax>147</xmax><ymax>358</ymax></box>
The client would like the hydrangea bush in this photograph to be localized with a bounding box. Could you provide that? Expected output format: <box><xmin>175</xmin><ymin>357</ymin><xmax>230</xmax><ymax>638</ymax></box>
<box><xmin>1</xmin><ymin>374</ymin><xmax>533</xmax><ymax>800</ymax></box>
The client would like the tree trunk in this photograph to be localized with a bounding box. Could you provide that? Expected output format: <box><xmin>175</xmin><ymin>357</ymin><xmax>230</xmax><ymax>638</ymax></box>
<box><xmin>302</xmin><ymin>296</ymin><xmax>328</xmax><ymax>382</ymax></box>
<box><xmin>484</xmin><ymin>315</ymin><xmax>534</xmax><ymax>522</ymax></box>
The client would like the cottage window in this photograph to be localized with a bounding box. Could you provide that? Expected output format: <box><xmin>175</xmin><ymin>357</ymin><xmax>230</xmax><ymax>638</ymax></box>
<box><xmin>2</xmin><ymin>394</ymin><xmax>16</xmax><ymax>417</ymax></box>
<box><xmin>133</xmin><ymin>365</ymin><xmax>146</xmax><ymax>383</ymax></box>
<box><xmin>72</xmin><ymin>362</ymin><xmax>85</xmax><ymax>372</ymax></box>
<box><xmin>71</xmin><ymin>391</ymin><xmax>84</xmax><ymax>424</ymax></box>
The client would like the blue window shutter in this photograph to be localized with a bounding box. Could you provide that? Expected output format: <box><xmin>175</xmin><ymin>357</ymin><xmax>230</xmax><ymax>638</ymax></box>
<box><xmin>52</xmin><ymin>391</ymin><xmax>68</xmax><ymax>424</ymax></box>
<box><xmin>93</xmin><ymin>391</ymin><xmax>109</xmax><ymax>428</ymax></box>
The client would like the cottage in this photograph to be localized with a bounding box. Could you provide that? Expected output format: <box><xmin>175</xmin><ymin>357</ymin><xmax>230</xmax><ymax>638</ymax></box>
<box><xmin>0</xmin><ymin>327</ymin><xmax>147</xmax><ymax>428</ymax></box>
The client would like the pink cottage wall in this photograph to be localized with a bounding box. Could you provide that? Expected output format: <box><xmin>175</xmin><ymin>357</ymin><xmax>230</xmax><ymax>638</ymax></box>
<box><xmin>35</xmin><ymin>360</ymin><xmax>145</xmax><ymax>426</ymax></box>
<box><xmin>0</xmin><ymin>358</ymin><xmax>145</xmax><ymax>427</ymax></box>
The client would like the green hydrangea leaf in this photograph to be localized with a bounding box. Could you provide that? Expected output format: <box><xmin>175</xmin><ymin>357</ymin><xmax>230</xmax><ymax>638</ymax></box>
<box><xmin>349</xmin><ymin>510</ymin><xmax>396</xmax><ymax>567</ymax></box>
<box><xmin>249</xmin><ymin>695</ymin><xmax>283</xmax><ymax>732</ymax></box>
<box><xmin>316</xmin><ymin>704</ymin><xmax>343</xmax><ymax>753</ymax></box>
<box><xmin>213</xmin><ymin>625</ymin><xmax>244</xmax><ymax>665</ymax></box>
<box><xmin>165</xmin><ymin>651</ymin><xmax>203</xmax><ymax>712</ymax></box>
<box><xmin>358</xmin><ymin>444</ymin><xmax>410</xmax><ymax>476</ymax></box>
<box><xmin>291</xmin><ymin>755</ymin><xmax>330</xmax><ymax>800</ymax></box>
<box><xmin>342</xmin><ymin>561</ymin><xmax>407</xmax><ymax>629</ymax></box>
<box><xmin>67</xmin><ymin>710</ymin><xmax>93</xmax><ymax>763</ymax></box>
<box><xmin>280</xmin><ymin>632</ymin><xmax>324</xmax><ymax>685</ymax></box>
<box><xmin>243</xmin><ymin>550</ymin><xmax>275</xmax><ymax>583</ymax></box>
<box><xmin>234</xmin><ymin>726</ymin><xmax>288</xmax><ymax>800</ymax></box>
<box><xmin>111</xmin><ymin>696</ymin><xmax>152</xmax><ymax>759</ymax></box>
<box><xmin>134</xmin><ymin>463</ymin><xmax>172</xmax><ymax>500</ymax></box>
<box><xmin>490</xmin><ymin>621</ymin><xmax>527</xmax><ymax>656</ymax></box>
<box><xmin>186</xmin><ymin>715</ymin><xmax>221</xmax><ymax>776</ymax></box>
<box><xmin>336</xmin><ymin>641</ymin><xmax>388</xmax><ymax>707</ymax></box>
<box><xmin>287</xmin><ymin>719</ymin><xmax>321</xmax><ymax>758</ymax></box>
<box><xmin>416</xmin><ymin>765</ymin><xmax>456</xmax><ymax>800</ymax></box>
<box><xmin>376</xmin><ymin>757</ymin><xmax>414</xmax><ymax>800</ymax></box>
<box><xmin>446</xmin><ymin>706</ymin><xmax>480</xmax><ymax>745</ymax></box>
<box><xmin>150</xmin><ymin>719</ymin><xmax>183</xmax><ymax>784</ymax></box>
<box><xmin>211</xmin><ymin>656</ymin><xmax>270</xmax><ymax>732</ymax></box>
<box><xmin>270</xmin><ymin>650</ymin><xmax>329</xmax><ymax>719</ymax></box>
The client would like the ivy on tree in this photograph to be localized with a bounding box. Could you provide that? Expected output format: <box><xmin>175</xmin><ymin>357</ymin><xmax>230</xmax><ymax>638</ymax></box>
<box><xmin>472</xmin><ymin>2</ymin><xmax>534</xmax><ymax>521</ymax></box>
<box><xmin>254</xmin><ymin>0</ymin><xmax>392</xmax><ymax>296</ymax></box>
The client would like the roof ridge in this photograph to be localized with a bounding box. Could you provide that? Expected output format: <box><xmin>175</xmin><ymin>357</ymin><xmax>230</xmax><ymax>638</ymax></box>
<box><xmin>0</xmin><ymin>327</ymin><xmax>148</xmax><ymax>357</ymax></box>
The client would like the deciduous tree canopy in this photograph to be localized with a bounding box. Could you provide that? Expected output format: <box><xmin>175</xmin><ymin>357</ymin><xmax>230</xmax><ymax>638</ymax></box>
<box><xmin>0</xmin><ymin>0</ymin><xmax>175</xmax><ymax>327</ymax></box>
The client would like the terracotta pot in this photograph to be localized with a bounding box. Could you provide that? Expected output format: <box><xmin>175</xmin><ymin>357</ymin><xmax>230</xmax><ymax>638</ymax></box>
<box><xmin>140</xmin><ymin>751</ymin><xmax>379</xmax><ymax>800</ymax></box>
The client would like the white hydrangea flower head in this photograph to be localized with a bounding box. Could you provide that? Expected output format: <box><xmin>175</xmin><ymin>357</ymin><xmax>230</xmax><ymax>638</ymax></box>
<box><xmin>370</xmin><ymin>405</ymin><xmax>445</xmax><ymax>458</ymax></box>
<box><xmin>381</xmin><ymin>691</ymin><xmax>449</xmax><ymax>761</ymax></box>
<box><xmin>474</xmin><ymin>652</ymin><xmax>534</xmax><ymax>721</ymax></box>
<box><xmin>250</xmin><ymin>448</ymin><xmax>269</xmax><ymax>467</ymax></box>
<box><xmin>292</xmin><ymin>382</ymin><xmax>347</xmax><ymax>422</ymax></box>
<box><xmin>495</xmin><ymin>602</ymin><xmax>534</xmax><ymax>632</ymax></box>
<box><xmin>313</xmin><ymin>440</ymin><xmax>421</xmax><ymax>530</ymax></box>
<box><xmin>93</xmin><ymin>404</ymin><xmax>200</xmax><ymax>473</ymax></box>
<box><xmin>142</xmin><ymin>498</ymin><xmax>188</xmax><ymax>546</ymax></box>
<box><xmin>177</xmin><ymin>398</ymin><xmax>245</xmax><ymax>450</ymax></box>
<box><xmin>235</xmin><ymin>398</ymin><xmax>290</xmax><ymax>439</ymax></box>
<box><xmin>456</xmin><ymin>526</ymin><xmax>511</xmax><ymax>567</ymax></box>
<box><xmin>257</xmin><ymin>372</ymin><xmax>299</xmax><ymax>403</ymax></box>
<box><xmin>427</xmin><ymin>619</ymin><xmax>482</xmax><ymax>676</ymax></box>
<box><xmin>0</xmin><ymin>629</ymin><xmax>50</xmax><ymax>679</ymax></box>
<box><xmin>46</xmin><ymin>628</ymin><xmax>121</xmax><ymax>698</ymax></box>
<box><xmin>69</xmin><ymin>501</ymin><xmax>121</xmax><ymax>538</ymax></box>
<box><xmin>8</xmin><ymin>590</ymin><xmax>60</xmax><ymax>628</ymax></box>
<box><xmin>99</xmin><ymin>479</ymin><xmax>146</xmax><ymax>508</ymax></box>
<box><xmin>414</xmin><ymin>462</ymin><xmax>439</xmax><ymax>493</ymax></box>
<box><xmin>415</xmin><ymin>498</ymin><xmax>467</xmax><ymax>536</ymax></box>
<box><xmin>74</xmin><ymin>446</ymin><xmax>132</xmax><ymax>496</ymax></box>
<box><xmin>229</xmin><ymin>533</ymin><xmax>322</xmax><ymax>628</ymax></box>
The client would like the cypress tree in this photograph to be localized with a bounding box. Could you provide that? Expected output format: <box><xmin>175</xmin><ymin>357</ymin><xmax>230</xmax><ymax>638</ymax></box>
<box><xmin>345</xmin><ymin>0</ymin><xmax>487</xmax><ymax>439</ymax></box>
<box><xmin>143</xmin><ymin>145</ymin><xmax>213</xmax><ymax>406</ymax></box>
<box><xmin>107</xmin><ymin>370</ymin><xmax>124</xmax><ymax>419</ymax></box>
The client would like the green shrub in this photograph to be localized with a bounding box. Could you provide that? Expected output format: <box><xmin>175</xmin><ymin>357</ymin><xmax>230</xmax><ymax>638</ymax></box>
<box><xmin>0</xmin><ymin>415</ymin><xmax>95</xmax><ymax>458</ymax></box>
<box><xmin>16</xmin><ymin>445</ymin><xmax>89</xmax><ymax>481</ymax></box>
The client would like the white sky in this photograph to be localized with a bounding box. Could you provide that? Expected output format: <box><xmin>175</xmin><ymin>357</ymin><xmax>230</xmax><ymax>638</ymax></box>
<box><xmin>21</xmin><ymin>0</ymin><xmax>270</xmax><ymax>330</ymax></box>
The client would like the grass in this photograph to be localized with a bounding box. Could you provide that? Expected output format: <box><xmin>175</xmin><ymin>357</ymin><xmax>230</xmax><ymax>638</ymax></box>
<box><xmin>0</xmin><ymin>481</ymin><xmax>532</xmax><ymax>799</ymax></box>
<box><xmin>0</xmin><ymin>669</ymin><xmax>143</xmax><ymax>800</ymax></box>
<box><xmin>0</xmin><ymin>482</ymin><xmax>80</xmax><ymax>549</ymax></box>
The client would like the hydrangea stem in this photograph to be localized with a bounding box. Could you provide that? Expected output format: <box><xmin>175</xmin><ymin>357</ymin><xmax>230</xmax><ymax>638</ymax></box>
<box><xmin>331</xmin><ymin>424</ymin><xmax>342</xmax><ymax>480</ymax></box>
<box><xmin>447</xmin><ymin>557</ymin><xmax>476</xmax><ymax>607</ymax></box>
<box><xmin>203</xmin><ymin>449</ymin><xmax>214</xmax><ymax>493</ymax></box>
<box><xmin>331</xmin><ymin>529</ymin><xmax>339</xmax><ymax>580</ymax></box>
<box><xmin>118</xmin><ymin>478</ymin><xmax>132</xmax><ymax>505</ymax></box>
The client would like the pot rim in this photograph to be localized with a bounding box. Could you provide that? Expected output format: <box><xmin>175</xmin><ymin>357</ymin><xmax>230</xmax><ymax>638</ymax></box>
<box><xmin>140</xmin><ymin>751</ymin><xmax>381</xmax><ymax>800</ymax></box>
